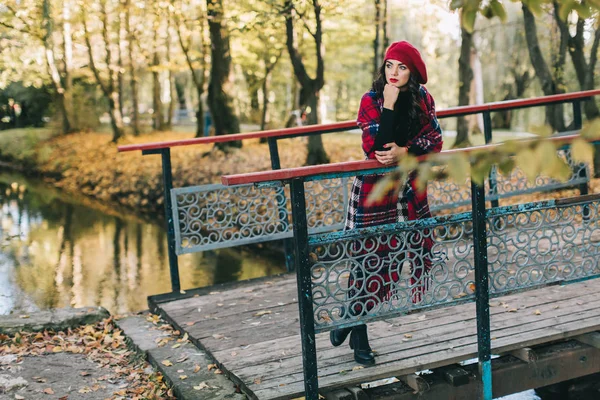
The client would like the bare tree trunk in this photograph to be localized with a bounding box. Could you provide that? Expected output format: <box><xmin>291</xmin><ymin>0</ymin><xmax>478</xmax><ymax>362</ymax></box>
<box><xmin>152</xmin><ymin>18</ymin><xmax>164</xmax><ymax>132</ymax></box>
<box><xmin>207</xmin><ymin>0</ymin><xmax>242</xmax><ymax>148</ymax></box>
<box><xmin>559</xmin><ymin>12</ymin><xmax>600</xmax><ymax>119</ymax></box>
<box><xmin>373</xmin><ymin>0</ymin><xmax>381</xmax><ymax>78</ymax></box>
<box><xmin>469</xmin><ymin>47</ymin><xmax>484</xmax><ymax>135</ymax></box>
<box><xmin>556</xmin><ymin>7</ymin><xmax>600</xmax><ymax>176</ymax></box>
<box><xmin>493</xmin><ymin>69</ymin><xmax>531</xmax><ymax>129</ymax></box>
<box><xmin>116</xmin><ymin>2</ymin><xmax>125</xmax><ymax>121</ymax></box>
<box><xmin>305</xmin><ymin>90</ymin><xmax>328</xmax><ymax>165</ymax></box>
<box><xmin>284</xmin><ymin>0</ymin><xmax>329</xmax><ymax>165</ymax></box>
<box><xmin>454</xmin><ymin>23</ymin><xmax>473</xmax><ymax>148</ymax></box>
<box><xmin>260</xmin><ymin>73</ymin><xmax>270</xmax><ymax>131</ymax></box>
<box><xmin>43</xmin><ymin>0</ymin><xmax>73</xmax><ymax>134</ymax></box>
<box><xmin>124</xmin><ymin>0</ymin><xmax>139</xmax><ymax>135</ymax></box>
<box><xmin>165</xmin><ymin>10</ymin><xmax>175</xmax><ymax>128</ymax></box>
<box><xmin>174</xmin><ymin>1</ymin><xmax>208</xmax><ymax>138</ymax></box>
<box><xmin>61</xmin><ymin>0</ymin><xmax>76</xmax><ymax>132</ymax></box>
<box><xmin>382</xmin><ymin>0</ymin><xmax>389</xmax><ymax>49</ymax></box>
<box><xmin>522</xmin><ymin>3</ymin><xmax>566</xmax><ymax>132</ymax></box>
<box><xmin>82</xmin><ymin>1</ymin><xmax>124</xmax><ymax>142</ymax></box>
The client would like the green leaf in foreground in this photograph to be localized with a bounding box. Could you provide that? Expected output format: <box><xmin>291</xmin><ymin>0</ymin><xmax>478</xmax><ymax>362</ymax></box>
<box><xmin>571</xmin><ymin>138</ymin><xmax>594</xmax><ymax>164</ymax></box>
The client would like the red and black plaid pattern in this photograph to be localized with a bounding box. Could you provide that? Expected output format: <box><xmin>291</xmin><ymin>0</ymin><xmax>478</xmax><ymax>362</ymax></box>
<box><xmin>344</xmin><ymin>86</ymin><xmax>442</xmax><ymax>313</ymax></box>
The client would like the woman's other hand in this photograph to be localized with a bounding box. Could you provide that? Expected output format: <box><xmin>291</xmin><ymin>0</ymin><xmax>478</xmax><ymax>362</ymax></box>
<box><xmin>374</xmin><ymin>143</ymin><xmax>407</xmax><ymax>165</ymax></box>
<box><xmin>383</xmin><ymin>84</ymin><xmax>400</xmax><ymax>110</ymax></box>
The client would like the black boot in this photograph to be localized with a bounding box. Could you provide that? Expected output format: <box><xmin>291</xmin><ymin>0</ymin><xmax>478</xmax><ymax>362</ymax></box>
<box><xmin>330</xmin><ymin>327</ymin><xmax>352</xmax><ymax>347</ymax></box>
<box><xmin>349</xmin><ymin>324</ymin><xmax>375</xmax><ymax>365</ymax></box>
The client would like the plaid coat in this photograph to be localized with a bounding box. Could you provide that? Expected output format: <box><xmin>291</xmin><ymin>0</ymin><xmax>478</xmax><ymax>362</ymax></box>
<box><xmin>346</xmin><ymin>86</ymin><xmax>443</xmax><ymax>311</ymax></box>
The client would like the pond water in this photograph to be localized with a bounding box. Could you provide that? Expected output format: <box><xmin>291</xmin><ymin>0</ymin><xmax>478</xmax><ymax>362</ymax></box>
<box><xmin>0</xmin><ymin>170</ymin><xmax>285</xmax><ymax>315</ymax></box>
<box><xmin>0</xmin><ymin>170</ymin><xmax>558</xmax><ymax>399</ymax></box>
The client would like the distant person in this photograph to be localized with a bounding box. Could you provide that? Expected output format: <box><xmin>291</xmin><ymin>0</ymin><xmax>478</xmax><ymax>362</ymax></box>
<box><xmin>330</xmin><ymin>41</ymin><xmax>443</xmax><ymax>365</ymax></box>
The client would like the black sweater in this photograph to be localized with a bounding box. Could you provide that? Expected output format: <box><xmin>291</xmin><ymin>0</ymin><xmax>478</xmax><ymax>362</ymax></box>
<box><xmin>373</xmin><ymin>92</ymin><xmax>425</xmax><ymax>156</ymax></box>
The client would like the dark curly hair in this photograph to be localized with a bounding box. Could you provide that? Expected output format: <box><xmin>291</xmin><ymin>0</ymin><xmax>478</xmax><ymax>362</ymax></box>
<box><xmin>371</xmin><ymin>62</ymin><xmax>426</xmax><ymax>140</ymax></box>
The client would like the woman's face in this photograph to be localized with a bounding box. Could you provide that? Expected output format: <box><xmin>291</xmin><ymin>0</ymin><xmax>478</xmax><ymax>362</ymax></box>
<box><xmin>385</xmin><ymin>59</ymin><xmax>410</xmax><ymax>91</ymax></box>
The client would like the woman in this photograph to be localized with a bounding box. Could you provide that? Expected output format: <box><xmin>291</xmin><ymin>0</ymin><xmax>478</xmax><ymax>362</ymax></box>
<box><xmin>330</xmin><ymin>41</ymin><xmax>443</xmax><ymax>365</ymax></box>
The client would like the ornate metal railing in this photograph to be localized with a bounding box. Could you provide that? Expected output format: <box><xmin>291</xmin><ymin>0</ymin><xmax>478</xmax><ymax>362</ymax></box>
<box><xmin>118</xmin><ymin>89</ymin><xmax>599</xmax><ymax>293</ymax></box>
<box><xmin>170</xmin><ymin>150</ymin><xmax>587</xmax><ymax>255</ymax></box>
<box><xmin>310</xmin><ymin>195</ymin><xmax>600</xmax><ymax>332</ymax></box>
<box><xmin>221</xmin><ymin>134</ymin><xmax>600</xmax><ymax>400</ymax></box>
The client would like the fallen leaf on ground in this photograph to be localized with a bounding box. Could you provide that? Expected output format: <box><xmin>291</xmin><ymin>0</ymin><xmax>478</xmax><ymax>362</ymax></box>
<box><xmin>404</xmin><ymin>334</ymin><xmax>413</xmax><ymax>339</ymax></box>
<box><xmin>161</xmin><ymin>360</ymin><xmax>173</xmax><ymax>367</ymax></box>
<box><xmin>534</xmin><ymin>310</ymin><xmax>541</xmax><ymax>315</ymax></box>
<box><xmin>179</xmin><ymin>375</ymin><xmax>188</xmax><ymax>380</ymax></box>
<box><xmin>193</xmin><ymin>364</ymin><xmax>201</xmax><ymax>373</ymax></box>
<box><xmin>254</xmin><ymin>377</ymin><xmax>262</xmax><ymax>384</ymax></box>
<box><xmin>254</xmin><ymin>310</ymin><xmax>272</xmax><ymax>317</ymax></box>
<box><xmin>43</xmin><ymin>388</ymin><xmax>55</xmax><ymax>395</ymax></box>
<box><xmin>352</xmin><ymin>366</ymin><xmax>364</xmax><ymax>371</ymax></box>
<box><xmin>212</xmin><ymin>334</ymin><xmax>225</xmax><ymax>340</ymax></box>
<box><xmin>207</xmin><ymin>364</ymin><xmax>217</xmax><ymax>371</ymax></box>
<box><xmin>214</xmin><ymin>369</ymin><xmax>223</xmax><ymax>374</ymax></box>
<box><xmin>508</xmin><ymin>309</ymin><xmax>518</xmax><ymax>313</ymax></box>
<box><xmin>194</xmin><ymin>382</ymin><xmax>209</xmax><ymax>390</ymax></box>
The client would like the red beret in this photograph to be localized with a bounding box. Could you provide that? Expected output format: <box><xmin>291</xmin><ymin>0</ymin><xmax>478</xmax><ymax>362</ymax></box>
<box><xmin>384</xmin><ymin>41</ymin><xmax>428</xmax><ymax>84</ymax></box>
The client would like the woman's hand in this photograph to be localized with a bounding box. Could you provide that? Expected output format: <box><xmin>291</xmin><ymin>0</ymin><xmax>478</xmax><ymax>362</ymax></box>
<box><xmin>375</xmin><ymin>142</ymin><xmax>407</xmax><ymax>165</ymax></box>
<box><xmin>383</xmin><ymin>84</ymin><xmax>400</xmax><ymax>110</ymax></box>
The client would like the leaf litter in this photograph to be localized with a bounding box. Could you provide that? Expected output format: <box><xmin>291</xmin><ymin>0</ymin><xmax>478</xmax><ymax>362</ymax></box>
<box><xmin>0</xmin><ymin>317</ymin><xmax>176</xmax><ymax>399</ymax></box>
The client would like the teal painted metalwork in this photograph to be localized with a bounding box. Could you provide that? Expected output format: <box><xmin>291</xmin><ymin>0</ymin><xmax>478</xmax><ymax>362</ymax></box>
<box><xmin>481</xmin><ymin>360</ymin><xmax>493</xmax><ymax>400</ymax></box>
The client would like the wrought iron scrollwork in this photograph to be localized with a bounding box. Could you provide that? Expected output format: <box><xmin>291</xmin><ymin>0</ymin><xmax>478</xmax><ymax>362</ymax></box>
<box><xmin>309</xmin><ymin>216</ymin><xmax>475</xmax><ymax>330</ymax></box>
<box><xmin>487</xmin><ymin>200</ymin><xmax>600</xmax><ymax>294</ymax></box>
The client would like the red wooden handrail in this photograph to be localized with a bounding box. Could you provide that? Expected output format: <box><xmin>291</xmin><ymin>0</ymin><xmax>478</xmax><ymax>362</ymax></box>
<box><xmin>118</xmin><ymin>89</ymin><xmax>600</xmax><ymax>153</ymax></box>
<box><xmin>221</xmin><ymin>134</ymin><xmax>583</xmax><ymax>186</ymax></box>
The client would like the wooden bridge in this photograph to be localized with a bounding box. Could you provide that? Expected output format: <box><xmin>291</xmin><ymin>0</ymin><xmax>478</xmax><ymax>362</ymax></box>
<box><xmin>149</xmin><ymin>274</ymin><xmax>600</xmax><ymax>399</ymax></box>
<box><xmin>119</xmin><ymin>90</ymin><xmax>600</xmax><ymax>399</ymax></box>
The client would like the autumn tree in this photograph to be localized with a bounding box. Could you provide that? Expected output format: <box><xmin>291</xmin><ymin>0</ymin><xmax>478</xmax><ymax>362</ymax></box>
<box><xmin>283</xmin><ymin>0</ymin><xmax>329</xmax><ymax>165</ymax></box>
<box><xmin>455</xmin><ymin>12</ymin><xmax>475</xmax><ymax>147</ymax></box>
<box><xmin>174</xmin><ymin>0</ymin><xmax>210</xmax><ymax>137</ymax></box>
<box><xmin>207</xmin><ymin>0</ymin><xmax>242</xmax><ymax>149</ymax></box>
<box><xmin>230</xmin><ymin>0</ymin><xmax>286</xmax><ymax>132</ymax></box>
<box><xmin>82</xmin><ymin>0</ymin><xmax>125</xmax><ymax>142</ymax></box>
<box><xmin>123</xmin><ymin>0</ymin><xmax>140</xmax><ymax>135</ymax></box>
<box><xmin>0</xmin><ymin>0</ymin><xmax>78</xmax><ymax>134</ymax></box>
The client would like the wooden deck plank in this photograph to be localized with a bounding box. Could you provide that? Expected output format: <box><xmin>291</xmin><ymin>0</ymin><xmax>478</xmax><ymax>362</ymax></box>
<box><xmin>232</xmin><ymin>292</ymin><xmax>600</xmax><ymax>383</ymax></box>
<box><xmin>154</xmin><ymin>270</ymin><xmax>600</xmax><ymax>400</ymax></box>
<box><xmin>242</xmin><ymin>297</ymin><xmax>600</xmax><ymax>391</ymax></box>
<box><xmin>252</xmin><ymin>313</ymin><xmax>600</xmax><ymax>400</ymax></box>
<box><xmin>212</xmin><ymin>280</ymin><xmax>595</xmax><ymax>369</ymax></box>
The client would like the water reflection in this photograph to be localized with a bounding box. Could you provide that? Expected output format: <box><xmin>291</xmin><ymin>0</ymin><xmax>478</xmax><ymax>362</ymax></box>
<box><xmin>0</xmin><ymin>171</ymin><xmax>285</xmax><ymax>315</ymax></box>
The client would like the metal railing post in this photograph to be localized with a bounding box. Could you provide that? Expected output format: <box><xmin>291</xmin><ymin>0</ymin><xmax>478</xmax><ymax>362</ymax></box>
<box><xmin>268</xmin><ymin>137</ymin><xmax>295</xmax><ymax>272</ymax></box>
<box><xmin>573</xmin><ymin>100</ymin><xmax>582</xmax><ymax>130</ymax></box>
<box><xmin>289</xmin><ymin>178</ymin><xmax>319</xmax><ymax>399</ymax></box>
<box><xmin>572</xmin><ymin>100</ymin><xmax>590</xmax><ymax>219</ymax></box>
<box><xmin>471</xmin><ymin>179</ymin><xmax>492</xmax><ymax>400</ymax></box>
<box><xmin>142</xmin><ymin>148</ymin><xmax>181</xmax><ymax>293</ymax></box>
<box><xmin>483</xmin><ymin>111</ymin><xmax>499</xmax><ymax>209</ymax></box>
